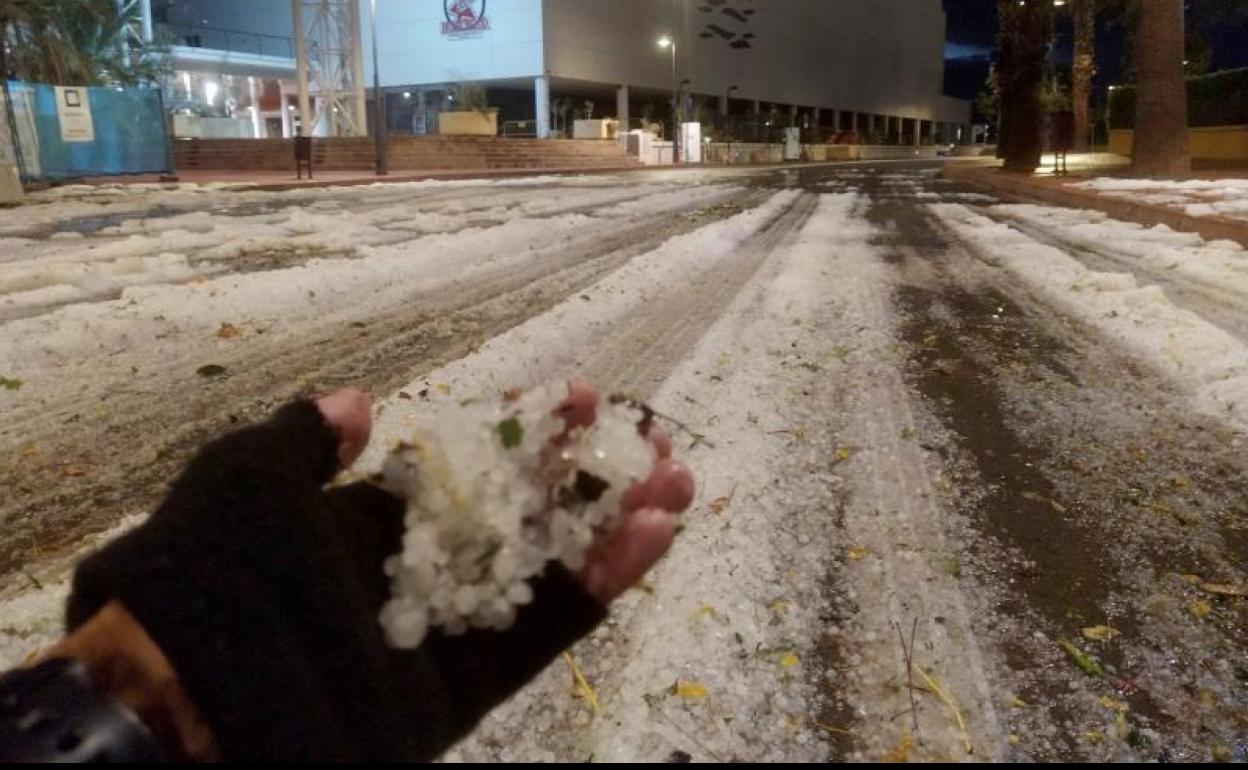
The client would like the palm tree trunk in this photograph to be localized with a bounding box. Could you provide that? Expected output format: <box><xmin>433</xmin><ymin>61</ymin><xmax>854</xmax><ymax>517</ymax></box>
<box><xmin>1072</xmin><ymin>0</ymin><xmax>1095</xmax><ymax>152</ymax></box>
<box><xmin>1131</xmin><ymin>0</ymin><xmax>1189</xmax><ymax>176</ymax></box>
<box><xmin>998</xmin><ymin>0</ymin><xmax>1051</xmax><ymax>173</ymax></box>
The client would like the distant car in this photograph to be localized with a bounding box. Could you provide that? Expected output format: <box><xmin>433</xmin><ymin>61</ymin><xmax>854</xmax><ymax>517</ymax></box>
<box><xmin>936</xmin><ymin>143</ymin><xmax>956</xmax><ymax>157</ymax></box>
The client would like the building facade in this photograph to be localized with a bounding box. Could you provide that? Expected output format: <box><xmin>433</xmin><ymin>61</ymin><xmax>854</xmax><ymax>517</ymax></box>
<box><xmin>364</xmin><ymin>0</ymin><xmax>970</xmax><ymax>143</ymax></box>
<box><xmin>151</xmin><ymin>0</ymin><xmax>971</xmax><ymax>144</ymax></box>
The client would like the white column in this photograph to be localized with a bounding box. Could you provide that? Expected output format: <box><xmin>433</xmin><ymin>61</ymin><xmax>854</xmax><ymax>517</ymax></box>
<box><xmin>292</xmin><ymin>0</ymin><xmax>312</xmax><ymax>137</ymax></box>
<box><xmin>141</xmin><ymin>0</ymin><xmax>154</xmax><ymax>42</ymax></box>
<box><xmin>913</xmin><ymin>118</ymin><xmax>922</xmax><ymax>147</ymax></box>
<box><xmin>719</xmin><ymin>94</ymin><xmax>728</xmax><ymax>117</ymax></box>
<box><xmin>280</xmin><ymin>85</ymin><xmax>293</xmax><ymax>138</ymax></box>
<box><xmin>850</xmin><ymin>111</ymin><xmax>858</xmax><ymax>134</ymax></box>
<box><xmin>616</xmin><ymin>84</ymin><xmax>630</xmax><ymax>130</ymax></box>
<box><xmin>248</xmin><ymin>76</ymin><xmax>262</xmax><ymax>138</ymax></box>
<box><xmin>752</xmin><ymin>100</ymin><xmax>761</xmax><ymax>115</ymax></box>
<box><xmin>535</xmin><ymin>76</ymin><xmax>551</xmax><ymax>139</ymax></box>
<box><xmin>349</xmin><ymin>0</ymin><xmax>368</xmax><ymax>138</ymax></box>
<box><xmin>831</xmin><ymin>110</ymin><xmax>840</xmax><ymax>134</ymax></box>
<box><xmin>812</xmin><ymin>107</ymin><xmax>821</xmax><ymax>130</ymax></box>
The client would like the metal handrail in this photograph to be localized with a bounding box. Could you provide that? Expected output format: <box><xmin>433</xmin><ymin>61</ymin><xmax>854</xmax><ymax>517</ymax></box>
<box><xmin>158</xmin><ymin>22</ymin><xmax>294</xmax><ymax>60</ymax></box>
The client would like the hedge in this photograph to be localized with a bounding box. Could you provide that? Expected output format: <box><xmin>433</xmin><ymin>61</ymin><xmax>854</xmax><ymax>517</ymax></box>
<box><xmin>1107</xmin><ymin>67</ymin><xmax>1248</xmax><ymax>129</ymax></box>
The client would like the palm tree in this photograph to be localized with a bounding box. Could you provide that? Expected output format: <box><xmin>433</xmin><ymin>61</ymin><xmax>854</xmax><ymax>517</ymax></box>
<box><xmin>3</xmin><ymin>0</ymin><xmax>164</xmax><ymax>87</ymax></box>
<box><xmin>1071</xmin><ymin>0</ymin><xmax>1095</xmax><ymax>151</ymax></box>
<box><xmin>1130</xmin><ymin>0</ymin><xmax>1188</xmax><ymax>176</ymax></box>
<box><xmin>996</xmin><ymin>0</ymin><xmax>1053</xmax><ymax>173</ymax></box>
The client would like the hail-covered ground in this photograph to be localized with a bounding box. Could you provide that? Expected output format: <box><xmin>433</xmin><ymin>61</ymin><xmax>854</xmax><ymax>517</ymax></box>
<box><xmin>1</xmin><ymin>163</ymin><xmax>1246</xmax><ymax>762</ymax></box>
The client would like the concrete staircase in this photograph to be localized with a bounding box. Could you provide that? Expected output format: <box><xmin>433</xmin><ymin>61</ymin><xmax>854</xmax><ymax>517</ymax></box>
<box><xmin>172</xmin><ymin>136</ymin><xmax>641</xmax><ymax>174</ymax></box>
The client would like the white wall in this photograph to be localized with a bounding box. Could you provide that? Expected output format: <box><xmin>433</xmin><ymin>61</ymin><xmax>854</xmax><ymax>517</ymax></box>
<box><xmin>365</xmin><ymin>0</ymin><xmax>545</xmax><ymax>86</ymax></box>
<box><xmin>357</xmin><ymin>0</ymin><xmax>968</xmax><ymax>124</ymax></box>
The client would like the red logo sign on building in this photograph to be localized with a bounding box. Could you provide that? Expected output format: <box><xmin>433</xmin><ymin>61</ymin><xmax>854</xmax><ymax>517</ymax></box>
<box><xmin>442</xmin><ymin>0</ymin><xmax>489</xmax><ymax>37</ymax></box>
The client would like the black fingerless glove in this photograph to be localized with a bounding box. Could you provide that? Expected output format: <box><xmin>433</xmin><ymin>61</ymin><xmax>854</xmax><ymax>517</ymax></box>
<box><xmin>66</xmin><ymin>401</ymin><xmax>606</xmax><ymax>761</ymax></box>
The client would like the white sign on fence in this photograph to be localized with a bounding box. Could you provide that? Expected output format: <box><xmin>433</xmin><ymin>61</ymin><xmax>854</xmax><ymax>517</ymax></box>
<box><xmin>55</xmin><ymin>86</ymin><xmax>95</xmax><ymax>143</ymax></box>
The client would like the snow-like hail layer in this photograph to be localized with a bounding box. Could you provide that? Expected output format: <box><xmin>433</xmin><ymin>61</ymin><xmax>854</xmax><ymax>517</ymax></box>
<box><xmin>930</xmin><ymin>202</ymin><xmax>1248</xmax><ymax>434</ymax></box>
<box><xmin>0</xmin><ymin>188</ymin><xmax>799</xmax><ymax>669</ymax></box>
<box><xmin>1072</xmin><ymin>176</ymin><xmax>1248</xmax><ymax>223</ymax></box>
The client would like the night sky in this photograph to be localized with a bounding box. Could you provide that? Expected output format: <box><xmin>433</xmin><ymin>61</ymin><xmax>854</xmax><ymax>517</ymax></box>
<box><xmin>942</xmin><ymin>0</ymin><xmax>1248</xmax><ymax>106</ymax></box>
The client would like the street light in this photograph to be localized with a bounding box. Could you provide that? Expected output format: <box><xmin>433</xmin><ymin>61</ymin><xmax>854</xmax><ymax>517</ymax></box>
<box><xmin>370</xmin><ymin>0</ymin><xmax>388</xmax><ymax>175</ymax></box>
<box><xmin>657</xmin><ymin>34</ymin><xmax>679</xmax><ymax>163</ymax></box>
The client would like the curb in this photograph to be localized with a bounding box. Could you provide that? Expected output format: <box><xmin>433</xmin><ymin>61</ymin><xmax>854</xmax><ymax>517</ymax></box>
<box><xmin>944</xmin><ymin>165</ymin><xmax>1248</xmax><ymax>250</ymax></box>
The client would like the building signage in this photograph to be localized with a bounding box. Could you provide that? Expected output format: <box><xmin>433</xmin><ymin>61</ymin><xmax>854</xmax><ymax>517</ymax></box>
<box><xmin>442</xmin><ymin>0</ymin><xmax>489</xmax><ymax>38</ymax></box>
<box><xmin>55</xmin><ymin>87</ymin><xmax>95</xmax><ymax>143</ymax></box>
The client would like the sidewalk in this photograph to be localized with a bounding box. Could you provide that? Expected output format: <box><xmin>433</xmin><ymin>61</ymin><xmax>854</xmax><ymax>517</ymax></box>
<box><xmin>41</xmin><ymin>164</ymin><xmax>655</xmax><ymax>192</ymax></box>
<box><xmin>945</xmin><ymin>154</ymin><xmax>1248</xmax><ymax>249</ymax></box>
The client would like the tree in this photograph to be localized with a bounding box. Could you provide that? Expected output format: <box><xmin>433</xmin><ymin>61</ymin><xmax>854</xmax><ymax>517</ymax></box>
<box><xmin>1130</xmin><ymin>0</ymin><xmax>1188</xmax><ymax>176</ymax></box>
<box><xmin>1071</xmin><ymin>0</ymin><xmax>1096</xmax><ymax>151</ymax></box>
<box><xmin>3</xmin><ymin>0</ymin><xmax>166</xmax><ymax>86</ymax></box>
<box><xmin>996</xmin><ymin>0</ymin><xmax>1053</xmax><ymax>173</ymax></box>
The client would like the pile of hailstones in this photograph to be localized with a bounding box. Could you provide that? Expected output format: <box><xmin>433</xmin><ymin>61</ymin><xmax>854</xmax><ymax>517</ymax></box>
<box><xmin>377</xmin><ymin>384</ymin><xmax>655</xmax><ymax>648</ymax></box>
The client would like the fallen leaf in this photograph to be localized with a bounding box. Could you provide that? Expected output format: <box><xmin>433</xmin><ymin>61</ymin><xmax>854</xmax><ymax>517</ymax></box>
<box><xmin>1008</xmin><ymin>695</ymin><xmax>1028</xmax><ymax>709</ymax></box>
<box><xmin>1081</xmin><ymin>625</ymin><xmax>1121</xmax><ymax>642</ymax></box>
<box><xmin>708</xmin><ymin>484</ymin><xmax>738</xmax><ymax>514</ymax></box>
<box><xmin>196</xmin><ymin>364</ymin><xmax>227</xmax><ymax>378</ymax></box>
<box><xmin>1058</xmin><ymin>638</ymin><xmax>1105</xmax><ymax>677</ymax></box>
<box><xmin>833</xmin><ymin>447</ymin><xmax>854</xmax><ymax>463</ymax></box>
<box><xmin>778</xmin><ymin>652</ymin><xmax>799</xmax><ymax>668</ymax></box>
<box><xmin>811</xmin><ymin>720</ymin><xmax>852</xmax><ymax>736</ymax></box>
<box><xmin>0</xmin><ymin>376</ymin><xmax>22</xmax><ymax>391</ymax></box>
<box><xmin>1199</xmin><ymin>582</ymin><xmax>1248</xmax><ymax>597</ymax></box>
<box><xmin>435</xmin><ymin>383</ymin><xmax>451</xmax><ymax>396</ymax></box>
<box><xmin>562</xmin><ymin>653</ymin><xmax>601</xmax><ymax>717</ymax></box>
<box><xmin>883</xmin><ymin>734</ymin><xmax>915</xmax><ymax>762</ymax></box>
<box><xmin>1179</xmin><ymin>573</ymin><xmax>1203</xmax><ymax>585</ymax></box>
<box><xmin>59</xmin><ymin>466</ymin><xmax>87</xmax><ymax>478</ymax></box>
<box><xmin>1099</xmin><ymin>695</ymin><xmax>1128</xmax><ymax>712</ymax></box>
<box><xmin>497</xmin><ymin>417</ymin><xmax>524</xmax><ymax>449</ymax></box>
<box><xmin>673</xmin><ymin>680</ymin><xmax>709</xmax><ymax>700</ymax></box>
<box><xmin>1189</xmin><ymin>599</ymin><xmax>1213</xmax><ymax>619</ymax></box>
<box><xmin>847</xmin><ymin>545</ymin><xmax>869</xmax><ymax>561</ymax></box>
<box><xmin>502</xmin><ymin>387</ymin><xmax>523</xmax><ymax>402</ymax></box>
<box><xmin>216</xmin><ymin>322</ymin><xmax>241</xmax><ymax>339</ymax></box>
<box><xmin>695</xmin><ymin>605</ymin><xmax>721</xmax><ymax>621</ymax></box>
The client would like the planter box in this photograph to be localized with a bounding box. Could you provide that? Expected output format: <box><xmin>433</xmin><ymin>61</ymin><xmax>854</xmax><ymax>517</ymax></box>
<box><xmin>1110</xmin><ymin>126</ymin><xmax>1248</xmax><ymax>160</ymax></box>
<box><xmin>438</xmin><ymin>110</ymin><xmax>498</xmax><ymax>136</ymax></box>
<box><xmin>573</xmin><ymin>119</ymin><xmax>619</xmax><ymax>140</ymax></box>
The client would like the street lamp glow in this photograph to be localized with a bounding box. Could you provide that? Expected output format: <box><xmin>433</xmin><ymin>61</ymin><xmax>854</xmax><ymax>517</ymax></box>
<box><xmin>656</xmin><ymin>35</ymin><xmax>673</xmax><ymax>49</ymax></box>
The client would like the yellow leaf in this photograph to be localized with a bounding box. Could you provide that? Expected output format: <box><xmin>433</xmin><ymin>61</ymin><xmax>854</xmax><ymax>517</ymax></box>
<box><xmin>833</xmin><ymin>447</ymin><xmax>854</xmax><ymax>463</ymax></box>
<box><xmin>1083</xmin><ymin>731</ymin><xmax>1104</xmax><ymax>744</ymax></box>
<box><xmin>1008</xmin><ymin>695</ymin><xmax>1028</xmax><ymax>709</ymax></box>
<box><xmin>1179</xmin><ymin>573</ymin><xmax>1203</xmax><ymax>585</ymax></box>
<box><xmin>216</xmin><ymin>322</ymin><xmax>241</xmax><ymax>339</ymax></box>
<box><xmin>1081</xmin><ymin>625</ymin><xmax>1120</xmax><ymax>642</ymax></box>
<box><xmin>769</xmin><ymin>598</ymin><xmax>791</xmax><ymax>614</ymax></box>
<box><xmin>436</xmin><ymin>383</ymin><xmax>451</xmax><ymax>396</ymax></box>
<box><xmin>883</xmin><ymin>734</ymin><xmax>915</xmax><ymax>763</ymax></box>
<box><xmin>562</xmin><ymin>653</ymin><xmax>601</xmax><ymax>717</ymax></box>
<box><xmin>812</xmin><ymin>720</ymin><xmax>852</xmax><ymax>736</ymax></box>
<box><xmin>674</xmin><ymin>680</ymin><xmax>709</xmax><ymax>700</ymax></box>
<box><xmin>708</xmin><ymin>484</ymin><xmax>738</xmax><ymax>514</ymax></box>
<box><xmin>847</xmin><ymin>545</ymin><xmax>869</xmax><ymax>561</ymax></box>
<box><xmin>1199</xmin><ymin>582</ymin><xmax>1248</xmax><ymax>597</ymax></box>
<box><xmin>779</xmin><ymin>652</ymin><xmax>799</xmax><ymax>668</ymax></box>
<box><xmin>1099</xmin><ymin>695</ymin><xmax>1128</xmax><ymax>712</ymax></box>
<box><xmin>1190</xmin><ymin>599</ymin><xmax>1213</xmax><ymax>619</ymax></box>
<box><xmin>696</xmin><ymin>605</ymin><xmax>721</xmax><ymax>621</ymax></box>
<box><xmin>1008</xmin><ymin>734</ymin><xmax>1021</xmax><ymax>746</ymax></box>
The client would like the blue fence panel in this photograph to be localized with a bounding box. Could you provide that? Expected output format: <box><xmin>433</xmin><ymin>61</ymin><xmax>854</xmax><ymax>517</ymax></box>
<box><xmin>6</xmin><ymin>81</ymin><xmax>172</xmax><ymax>181</ymax></box>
